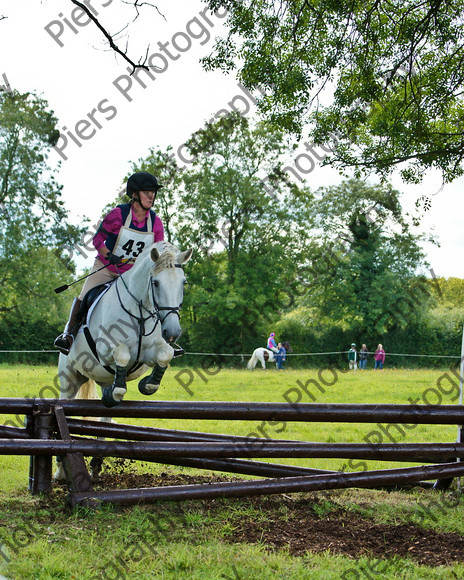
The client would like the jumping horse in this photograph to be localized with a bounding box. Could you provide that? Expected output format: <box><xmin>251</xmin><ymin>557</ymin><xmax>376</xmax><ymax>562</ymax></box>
<box><xmin>54</xmin><ymin>241</ymin><xmax>192</xmax><ymax>480</ymax></box>
<box><xmin>247</xmin><ymin>341</ymin><xmax>292</xmax><ymax>370</ymax></box>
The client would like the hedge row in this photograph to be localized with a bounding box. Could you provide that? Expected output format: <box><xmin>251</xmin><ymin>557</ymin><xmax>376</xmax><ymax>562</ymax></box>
<box><xmin>0</xmin><ymin>316</ymin><xmax>461</xmax><ymax>370</ymax></box>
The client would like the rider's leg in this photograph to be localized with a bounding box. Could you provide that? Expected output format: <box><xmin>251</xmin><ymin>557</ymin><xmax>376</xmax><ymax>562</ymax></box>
<box><xmin>77</xmin><ymin>258</ymin><xmax>119</xmax><ymax>300</ymax></box>
<box><xmin>54</xmin><ymin>259</ymin><xmax>118</xmax><ymax>356</ymax></box>
<box><xmin>54</xmin><ymin>297</ymin><xmax>82</xmax><ymax>355</ymax></box>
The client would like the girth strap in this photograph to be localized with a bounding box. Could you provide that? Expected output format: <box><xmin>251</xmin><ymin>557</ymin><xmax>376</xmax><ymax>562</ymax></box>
<box><xmin>83</xmin><ymin>326</ymin><xmax>144</xmax><ymax>377</ymax></box>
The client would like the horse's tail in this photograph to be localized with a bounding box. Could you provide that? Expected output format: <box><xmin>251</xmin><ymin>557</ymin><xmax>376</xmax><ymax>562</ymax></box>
<box><xmin>76</xmin><ymin>379</ymin><xmax>100</xmax><ymax>421</ymax></box>
<box><xmin>247</xmin><ymin>350</ymin><xmax>258</xmax><ymax>370</ymax></box>
<box><xmin>76</xmin><ymin>379</ymin><xmax>98</xmax><ymax>400</ymax></box>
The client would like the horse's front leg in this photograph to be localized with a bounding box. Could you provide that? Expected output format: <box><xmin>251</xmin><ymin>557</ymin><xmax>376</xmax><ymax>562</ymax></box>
<box><xmin>138</xmin><ymin>339</ymin><xmax>174</xmax><ymax>396</ymax></box>
<box><xmin>102</xmin><ymin>343</ymin><xmax>129</xmax><ymax>407</ymax></box>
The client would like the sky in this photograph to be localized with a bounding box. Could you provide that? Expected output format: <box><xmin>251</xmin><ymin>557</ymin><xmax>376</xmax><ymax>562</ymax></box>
<box><xmin>1</xmin><ymin>0</ymin><xmax>463</xmax><ymax>278</ymax></box>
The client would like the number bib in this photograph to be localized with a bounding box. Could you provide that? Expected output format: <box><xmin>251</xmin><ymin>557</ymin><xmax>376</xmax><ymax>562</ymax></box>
<box><xmin>112</xmin><ymin>210</ymin><xmax>154</xmax><ymax>261</ymax></box>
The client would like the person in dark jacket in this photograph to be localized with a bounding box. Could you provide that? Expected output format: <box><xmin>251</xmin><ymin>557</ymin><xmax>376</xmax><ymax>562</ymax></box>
<box><xmin>359</xmin><ymin>344</ymin><xmax>369</xmax><ymax>370</ymax></box>
<box><xmin>348</xmin><ymin>343</ymin><xmax>357</xmax><ymax>371</ymax></box>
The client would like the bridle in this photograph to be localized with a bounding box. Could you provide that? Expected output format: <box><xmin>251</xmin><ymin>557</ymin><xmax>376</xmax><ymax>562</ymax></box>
<box><xmin>115</xmin><ymin>263</ymin><xmax>184</xmax><ymax>331</ymax></box>
<box><xmin>113</xmin><ymin>263</ymin><xmax>185</xmax><ymax>369</ymax></box>
<box><xmin>149</xmin><ymin>266</ymin><xmax>184</xmax><ymax>326</ymax></box>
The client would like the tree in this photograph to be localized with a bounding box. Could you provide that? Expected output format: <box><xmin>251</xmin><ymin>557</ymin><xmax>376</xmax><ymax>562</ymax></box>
<box><xmin>0</xmin><ymin>90</ymin><xmax>81</xmax><ymax>253</ymax></box>
<box><xmin>300</xmin><ymin>179</ymin><xmax>434</xmax><ymax>334</ymax></box>
<box><xmin>126</xmin><ymin>146</ymin><xmax>183</xmax><ymax>244</ymax></box>
<box><xmin>0</xmin><ymin>89</ymin><xmax>82</xmax><ymax>320</ymax></box>
<box><xmin>204</xmin><ymin>0</ymin><xmax>464</xmax><ymax>184</ymax></box>
<box><xmin>172</xmin><ymin>112</ymin><xmax>315</xmax><ymax>352</ymax></box>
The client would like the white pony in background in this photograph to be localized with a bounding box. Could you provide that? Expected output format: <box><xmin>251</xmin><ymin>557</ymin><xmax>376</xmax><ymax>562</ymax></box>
<box><xmin>247</xmin><ymin>341</ymin><xmax>292</xmax><ymax>370</ymax></box>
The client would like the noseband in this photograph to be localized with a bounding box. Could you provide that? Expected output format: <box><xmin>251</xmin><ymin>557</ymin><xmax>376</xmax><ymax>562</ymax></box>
<box><xmin>116</xmin><ymin>263</ymin><xmax>184</xmax><ymax>332</ymax></box>
<box><xmin>149</xmin><ymin>264</ymin><xmax>184</xmax><ymax>325</ymax></box>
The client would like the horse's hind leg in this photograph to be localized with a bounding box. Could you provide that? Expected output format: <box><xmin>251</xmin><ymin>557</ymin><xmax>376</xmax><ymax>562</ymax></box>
<box><xmin>88</xmin><ymin>417</ymin><xmax>112</xmax><ymax>481</ymax></box>
<box><xmin>54</xmin><ymin>355</ymin><xmax>87</xmax><ymax>481</ymax></box>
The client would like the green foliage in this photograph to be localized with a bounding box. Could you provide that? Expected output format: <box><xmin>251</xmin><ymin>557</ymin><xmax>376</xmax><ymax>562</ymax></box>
<box><xmin>0</xmin><ymin>90</ymin><xmax>80</xmax><ymax>254</ymax></box>
<box><xmin>127</xmin><ymin>146</ymin><xmax>183</xmax><ymax>244</ymax></box>
<box><xmin>274</xmin><ymin>307</ymin><xmax>462</xmax><ymax>369</ymax></box>
<box><xmin>118</xmin><ymin>117</ymin><xmax>454</xmax><ymax>365</ymax></box>
<box><xmin>300</xmin><ymin>179</ymin><xmax>433</xmax><ymax>334</ymax></box>
<box><xmin>0</xmin><ymin>89</ymin><xmax>82</xmax><ymax>324</ymax></box>
<box><xmin>430</xmin><ymin>277</ymin><xmax>464</xmax><ymax>307</ymax></box>
<box><xmin>204</xmin><ymin>0</ymin><xmax>464</xmax><ymax>182</ymax></box>
<box><xmin>160</xmin><ymin>112</ymin><xmax>315</xmax><ymax>354</ymax></box>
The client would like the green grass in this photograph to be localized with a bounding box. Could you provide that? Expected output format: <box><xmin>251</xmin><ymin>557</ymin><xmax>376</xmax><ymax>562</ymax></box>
<box><xmin>1</xmin><ymin>364</ymin><xmax>464</xmax><ymax>578</ymax></box>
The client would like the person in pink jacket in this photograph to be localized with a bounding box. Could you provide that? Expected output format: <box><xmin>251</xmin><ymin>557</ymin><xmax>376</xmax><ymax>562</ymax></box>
<box><xmin>54</xmin><ymin>171</ymin><xmax>164</xmax><ymax>355</ymax></box>
<box><xmin>374</xmin><ymin>344</ymin><xmax>386</xmax><ymax>370</ymax></box>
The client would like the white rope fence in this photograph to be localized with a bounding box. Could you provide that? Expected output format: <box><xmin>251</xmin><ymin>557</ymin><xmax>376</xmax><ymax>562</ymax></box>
<box><xmin>0</xmin><ymin>349</ymin><xmax>460</xmax><ymax>359</ymax></box>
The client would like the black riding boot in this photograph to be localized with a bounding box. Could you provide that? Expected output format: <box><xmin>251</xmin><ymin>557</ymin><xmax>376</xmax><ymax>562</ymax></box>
<box><xmin>54</xmin><ymin>297</ymin><xmax>82</xmax><ymax>355</ymax></box>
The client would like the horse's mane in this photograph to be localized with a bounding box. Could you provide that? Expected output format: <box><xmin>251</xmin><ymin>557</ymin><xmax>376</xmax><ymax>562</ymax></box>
<box><xmin>129</xmin><ymin>241</ymin><xmax>179</xmax><ymax>277</ymax></box>
<box><xmin>152</xmin><ymin>242</ymin><xmax>179</xmax><ymax>275</ymax></box>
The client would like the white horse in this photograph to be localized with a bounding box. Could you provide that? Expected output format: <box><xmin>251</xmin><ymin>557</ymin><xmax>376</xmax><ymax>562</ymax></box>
<box><xmin>54</xmin><ymin>241</ymin><xmax>192</xmax><ymax>479</ymax></box>
<box><xmin>247</xmin><ymin>341</ymin><xmax>292</xmax><ymax>370</ymax></box>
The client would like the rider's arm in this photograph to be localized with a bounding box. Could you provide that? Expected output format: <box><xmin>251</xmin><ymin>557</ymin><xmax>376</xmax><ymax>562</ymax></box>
<box><xmin>153</xmin><ymin>215</ymin><xmax>165</xmax><ymax>242</ymax></box>
<box><xmin>93</xmin><ymin>207</ymin><xmax>123</xmax><ymax>256</ymax></box>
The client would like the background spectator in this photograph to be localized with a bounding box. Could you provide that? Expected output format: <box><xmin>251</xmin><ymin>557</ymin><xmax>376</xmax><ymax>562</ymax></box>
<box><xmin>275</xmin><ymin>342</ymin><xmax>286</xmax><ymax>370</ymax></box>
<box><xmin>359</xmin><ymin>344</ymin><xmax>369</xmax><ymax>370</ymax></box>
<box><xmin>374</xmin><ymin>344</ymin><xmax>386</xmax><ymax>369</ymax></box>
<box><xmin>348</xmin><ymin>343</ymin><xmax>357</xmax><ymax>371</ymax></box>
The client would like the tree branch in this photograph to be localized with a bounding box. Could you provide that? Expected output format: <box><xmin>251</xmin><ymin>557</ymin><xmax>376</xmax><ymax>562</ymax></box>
<box><xmin>69</xmin><ymin>0</ymin><xmax>163</xmax><ymax>73</ymax></box>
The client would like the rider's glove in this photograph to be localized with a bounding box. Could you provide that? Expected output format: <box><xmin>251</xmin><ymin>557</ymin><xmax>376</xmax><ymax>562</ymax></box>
<box><xmin>107</xmin><ymin>252</ymin><xmax>124</xmax><ymax>266</ymax></box>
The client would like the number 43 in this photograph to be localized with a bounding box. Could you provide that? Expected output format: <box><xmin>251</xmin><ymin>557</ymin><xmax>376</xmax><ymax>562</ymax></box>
<box><xmin>121</xmin><ymin>239</ymin><xmax>145</xmax><ymax>257</ymax></box>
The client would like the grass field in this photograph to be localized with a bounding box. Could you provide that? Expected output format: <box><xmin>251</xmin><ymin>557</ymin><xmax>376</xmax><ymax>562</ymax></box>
<box><xmin>1</xmin><ymin>363</ymin><xmax>464</xmax><ymax>579</ymax></box>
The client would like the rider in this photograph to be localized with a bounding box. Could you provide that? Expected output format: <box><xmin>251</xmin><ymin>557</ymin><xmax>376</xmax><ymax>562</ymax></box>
<box><xmin>267</xmin><ymin>332</ymin><xmax>278</xmax><ymax>353</ymax></box>
<box><xmin>54</xmin><ymin>171</ymin><xmax>165</xmax><ymax>355</ymax></box>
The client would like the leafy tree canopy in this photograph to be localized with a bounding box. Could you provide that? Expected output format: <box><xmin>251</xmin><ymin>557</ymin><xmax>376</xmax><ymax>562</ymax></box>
<box><xmin>146</xmin><ymin>112</ymin><xmax>316</xmax><ymax>352</ymax></box>
<box><xmin>204</xmin><ymin>0</ymin><xmax>464</xmax><ymax>184</ymax></box>
<box><xmin>0</xmin><ymin>90</ymin><xmax>80</xmax><ymax>255</ymax></box>
<box><xmin>301</xmin><ymin>179</ymin><xmax>434</xmax><ymax>333</ymax></box>
<box><xmin>0</xmin><ymin>89</ymin><xmax>82</xmax><ymax>321</ymax></box>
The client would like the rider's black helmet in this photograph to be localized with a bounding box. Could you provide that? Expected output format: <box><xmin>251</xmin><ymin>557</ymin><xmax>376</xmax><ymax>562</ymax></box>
<box><xmin>126</xmin><ymin>172</ymin><xmax>164</xmax><ymax>196</ymax></box>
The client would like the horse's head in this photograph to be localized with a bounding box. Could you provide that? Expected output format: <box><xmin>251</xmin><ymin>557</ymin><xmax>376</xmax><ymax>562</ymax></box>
<box><xmin>149</xmin><ymin>243</ymin><xmax>193</xmax><ymax>343</ymax></box>
<box><xmin>282</xmin><ymin>341</ymin><xmax>292</xmax><ymax>353</ymax></box>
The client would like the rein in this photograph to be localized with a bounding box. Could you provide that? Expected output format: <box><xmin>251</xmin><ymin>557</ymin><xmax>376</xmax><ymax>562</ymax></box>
<box><xmin>113</xmin><ymin>263</ymin><xmax>184</xmax><ymax>370</ymax></box>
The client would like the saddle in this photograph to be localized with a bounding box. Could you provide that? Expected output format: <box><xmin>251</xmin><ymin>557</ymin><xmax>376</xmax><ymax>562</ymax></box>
<box><xmin>79</xmin><ymin>283</ymin><xmax>113</xmax><ymax>327</ymax></box>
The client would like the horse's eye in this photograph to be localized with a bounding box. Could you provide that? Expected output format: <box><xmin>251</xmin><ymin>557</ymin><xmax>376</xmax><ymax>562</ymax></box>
<box><xmin>152</xmin><ymin>280</ymin><xmax>159</xmax><ymax>288</ymax></box>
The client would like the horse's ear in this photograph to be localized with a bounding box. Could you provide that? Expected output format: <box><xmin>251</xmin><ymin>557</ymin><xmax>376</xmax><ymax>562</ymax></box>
<box><xmin>177</xmin><ymin>248</ymin><xmax>193</xmax><ymax>264</ymax></box>
<box><xmin>151</xmin><ymin>247</ymin><xmax>161</xmax><ymax>262</ymax></box>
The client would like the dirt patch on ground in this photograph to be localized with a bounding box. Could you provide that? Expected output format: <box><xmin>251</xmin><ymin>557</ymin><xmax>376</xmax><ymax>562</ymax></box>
<box><xmin>226</xmin><ymin>501</ymin><xmax>464</xmax><ymax>567</ymax></box>
<box><xmin>87</xmin><ymin>467</ymin><xmax>464</xmax><ymax>567</ymax></box>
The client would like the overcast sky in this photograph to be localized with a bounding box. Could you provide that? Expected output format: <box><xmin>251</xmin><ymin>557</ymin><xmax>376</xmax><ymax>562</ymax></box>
<box><xmin>1</xmin><ymin>0</ymin><xmax>463</xmax><ymax>278</ymax></box>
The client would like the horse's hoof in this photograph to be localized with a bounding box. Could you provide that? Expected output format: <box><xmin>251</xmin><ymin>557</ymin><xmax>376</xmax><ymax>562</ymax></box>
<box><xmin>138</xmin><ymin>376</ymin><xmax>160</xmax><ymax>396</ymax></box>
<box><xmin>102</xmin><ymin>386</ymin><xmax>119</xmax><ymax>408</ymax></box>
